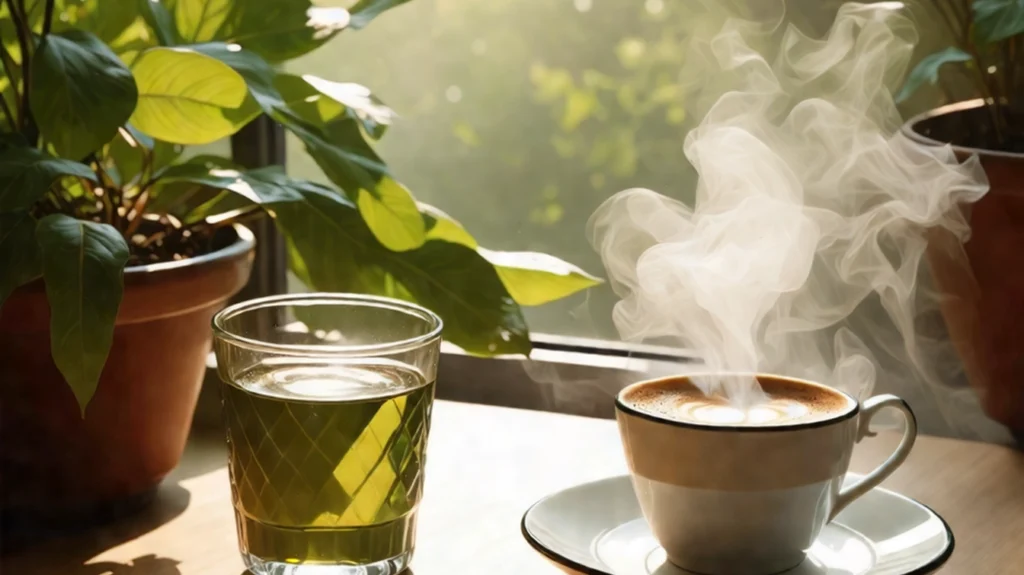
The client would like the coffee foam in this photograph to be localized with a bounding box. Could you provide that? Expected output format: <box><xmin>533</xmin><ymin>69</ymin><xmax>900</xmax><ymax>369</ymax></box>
<box><xmin>622</xmin><ymin>376</ymin><xmax>853</xmax><ymax>426</ymax></box>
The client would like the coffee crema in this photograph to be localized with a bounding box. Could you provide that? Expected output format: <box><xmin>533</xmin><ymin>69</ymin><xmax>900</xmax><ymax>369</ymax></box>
<box><xmin>620</xmin><ymin>375</ymin><xmax>854</xmax><ymax>426</ymax></box>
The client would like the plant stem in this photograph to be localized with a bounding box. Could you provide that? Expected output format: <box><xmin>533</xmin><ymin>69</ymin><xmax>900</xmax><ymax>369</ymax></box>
<box><xmin>5</xmin><ymin>0</ymin><xmax>35</xmax><ymax>141</ymax></box>
<box><xmin>0</xmin><ymin>43</ymin><xmax>20</xmax><ymax>122</ymax></box>
<box><xmin>0</xmin><ymin>94</ymin><xmax>14</xmax><ymax>130</ymax></box>
<box><xmin>123</xmin><ymin>190</ymin><xmax>150</xmax><ymax>237</ymax></box>
<box><xmin>41</xmin><ymin>0</ymin><xmax>53</xmax><ymax>36</ymax></box>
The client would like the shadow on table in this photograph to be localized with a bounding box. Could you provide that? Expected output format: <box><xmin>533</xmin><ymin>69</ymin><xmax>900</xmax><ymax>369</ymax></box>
<box><xmin>240</xmin><ymin>564</ymin><xmax>415</xmax><ymax>568</ymax></box>
<box><xmin>0</xmin><ymin>481</ymin><xmax>190</xmax><ymax>574</ymax></box>
<box><xmin>77</xmin><ymin>554</ymin><xmax>182</xmax><ymax>574</ymax></box>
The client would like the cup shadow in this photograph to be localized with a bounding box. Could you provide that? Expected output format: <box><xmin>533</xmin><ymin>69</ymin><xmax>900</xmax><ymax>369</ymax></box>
<box><xmin>0</xmin><ymin>481</ymin><xmax>191</xmax><ymax>574</ymax></box>
<box><xmin>240</xmin><ymin>564</ymin><xmax>415</xmax><ymax>568</ymax></box>
<box><xmin>77</xmin><ymin>554</ymin><xmax>182</xmax><ymax>575</ymax></box>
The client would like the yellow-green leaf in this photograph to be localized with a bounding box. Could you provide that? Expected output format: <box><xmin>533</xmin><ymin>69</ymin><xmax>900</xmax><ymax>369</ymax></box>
<box><xmin>174</xmin><ymin>0</ymin><xmax>232</xmax><ymax>43</ymax></box>
<box><xmin>130</xmin><ymin>47</ymin><xmax>250</xmax><ymax>144</ymax></box>
<box><xmin>422</xmin><ymin>203</ymin><xmax>477</xmax><ymax>248</ymax></box>
<box><xmin>356</xmin><ymin>176</ymin><xmax>426</xmax><ymax>252</ymax></box>
<box><xmin>479</xmin><ymin>248</ymin><xmax>602</xmax><ymax>306</ymax></box>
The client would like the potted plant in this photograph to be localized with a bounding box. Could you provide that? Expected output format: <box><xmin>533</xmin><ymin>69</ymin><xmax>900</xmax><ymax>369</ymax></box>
<box><xmin>0</xmin><ymin>0</ymin><xmax>599</xmax><ymax>527</ymax></box>
<box><xmin>898</xmin><ymin>0</ymin><xmax>1024</xmax><ymax>436</ymax></box>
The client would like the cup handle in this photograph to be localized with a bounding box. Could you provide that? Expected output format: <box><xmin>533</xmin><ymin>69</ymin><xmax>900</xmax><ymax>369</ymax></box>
<box><xmin>829</xmin><ymin>394</ymin><xmax>917</xmax><ymax>521</ymax></box>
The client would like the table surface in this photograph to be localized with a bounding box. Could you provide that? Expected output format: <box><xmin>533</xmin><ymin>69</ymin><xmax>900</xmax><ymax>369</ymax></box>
<box><xmin>4</xmin><ymin>400</ymin><xmax>1023</xmax><ymax>575</ymax></box>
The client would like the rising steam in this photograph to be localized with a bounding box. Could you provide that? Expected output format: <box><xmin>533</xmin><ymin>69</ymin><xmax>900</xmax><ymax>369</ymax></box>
<box><xmin>589</xmin><ymin>2</ymin><xmax>1004</xmax><ymax>437</ymax></box>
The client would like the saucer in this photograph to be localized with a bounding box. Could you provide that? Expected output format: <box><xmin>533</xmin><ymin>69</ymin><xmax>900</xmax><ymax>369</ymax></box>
<box><xmin>521</xmin><ymin>474</ymin><xmax>953</xmax><ymax>575</ymax></box>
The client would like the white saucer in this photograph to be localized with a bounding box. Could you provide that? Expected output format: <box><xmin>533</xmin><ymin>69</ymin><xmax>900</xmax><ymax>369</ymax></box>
<box><xmin>521</xmin><ymin>474</ymin><xmax>953</xmax><ymax>575</ymax></box>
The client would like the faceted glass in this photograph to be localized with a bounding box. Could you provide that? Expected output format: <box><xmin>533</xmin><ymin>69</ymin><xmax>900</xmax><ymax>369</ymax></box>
<box><xmin>213</xmin><ymin>294</ymin><xmax>442</xmax><ymax>575</ymax></box>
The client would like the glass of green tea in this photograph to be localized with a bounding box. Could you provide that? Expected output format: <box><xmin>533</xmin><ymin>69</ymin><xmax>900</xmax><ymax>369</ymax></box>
<box><xmin>212</xmin><ymin>293</ymin><xmax>442</xmax><ymax>575</ymax></box>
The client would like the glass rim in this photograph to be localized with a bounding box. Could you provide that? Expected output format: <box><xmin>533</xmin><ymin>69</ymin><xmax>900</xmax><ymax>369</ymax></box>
<box><xmin>212</xmin><ymin>293</ymin><xmax>444</xmax><ymax>356</ymax></box>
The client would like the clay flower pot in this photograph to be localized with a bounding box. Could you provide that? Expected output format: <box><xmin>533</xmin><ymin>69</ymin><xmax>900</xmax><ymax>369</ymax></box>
<box><xmin>904</xmin><ymin>99</ymin><xmax>1024</xmax><ymax>437</ymax></box>
<box><xmin>0</xmin><ymin>225</ymin><xmax>255</xmax><ymax>527</ymax></box>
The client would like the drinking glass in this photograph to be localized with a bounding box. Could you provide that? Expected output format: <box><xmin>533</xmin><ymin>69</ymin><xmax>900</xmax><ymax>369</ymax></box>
<box><xmin>212</xmin><ymin>293</ymin><xmax>442</xmax><ymax>575</ymax></box>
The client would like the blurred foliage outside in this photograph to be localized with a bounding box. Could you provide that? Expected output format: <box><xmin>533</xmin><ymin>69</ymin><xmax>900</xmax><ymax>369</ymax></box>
<box><xmin>286</xmin><ymin>0</ymin><xmax>966</xmax><ymax>340</ymax></box>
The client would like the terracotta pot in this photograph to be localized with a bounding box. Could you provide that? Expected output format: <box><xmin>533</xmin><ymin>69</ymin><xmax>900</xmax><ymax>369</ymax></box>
<box><xmin>904</xmin><ymin>99</ymin><xmax>1024</xmax><ymax>435</ymax></box>
<box><xmin>0</xmin><ymin>225</ymin><xmax>255</xmax><ymax>525</ymax></box>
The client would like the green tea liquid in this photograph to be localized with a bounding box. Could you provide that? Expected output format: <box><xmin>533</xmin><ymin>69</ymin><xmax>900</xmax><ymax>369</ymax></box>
<box><xmin>220</xmin><ymin>359</ymin><xmax>433</xmax><ymax>568</ymax></box>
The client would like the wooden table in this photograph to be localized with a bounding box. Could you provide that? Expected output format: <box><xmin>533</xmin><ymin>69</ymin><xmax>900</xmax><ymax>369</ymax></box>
<box><xmin>4</xmin><ymin>401</ymin><xmax>1023</xmax><ymax>574</ymax></box>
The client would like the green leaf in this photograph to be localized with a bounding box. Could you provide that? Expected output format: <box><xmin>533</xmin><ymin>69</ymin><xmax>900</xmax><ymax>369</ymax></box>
<box><xmin>422</xmin><ymin>203</ymin><xmax>477</xmax><ymax>248</ymax></box>
<box><xmin>239</xmin><ymin>172</ymin><xmax>529</xmax><ymax>354</ymax></box>
<box><xmin>974</xmin><ymin>0</ymin><xmax>1024</xmax><ymax>43</ymax></box>
<box><xmin>138</xmin><ymin>0</ymin><xmax>178</xmax><ymax>46</ymax></box>
<box><xmin>0</xmin><ymin>211</ymin><xmax>40</xmax><ymax>308</ymax></box>
<box><xmin>355</xmin><ymin>176</ymin><xmax>425</xmax><ymax>252</ymax></box>
<box><xmin>174</xmin><ymin>0</ymin><xmax>232</xmax><ymax>43</ymax></box>
<box><xmin>478</xmin><ymin>248</ymin><xmax>602</xmax><ymax>306</ymax></box>
<box><xmin>300</xmin><ymin>75</ymin><xmax>394</xmax><ymax>139</ymax></box>
<box><xmin>36</xmin><ymin>215</ymin><xmax>130</xmax><ymax>413</ymax></box>
<box><xmin>145</xmin><ymin>155</ymin><xmax>230</xmax><ymax>214</ymax></box>
<box><xmin>275</xmin><ymin>111</ymin><xmax>425</xmax><ymax>251</ymax></box>
<box><xmin>107</xmin><ymin>126</ymin><xmax>145</xmax><ymax>185</ymax></box>
<box><xmin>54</xmin><ymin>0</ymin><xmax>141</xmax><ymax>45</ymax></box>
<box><xmin>186</xmin><ymin>42</ymin><xmax>274</xmax><ymax>122</ymax></box>
<box><xmin>130</xmin><ymin>47</ymin><xmax>251</xmax><ymax>144</ymax></box>
<box><xmin>895</xmin><ymin>47</ymin><xmax>973</xmax><ymax>103</ymax></box>
<box><xmin>182</xmin><ymin>0</ymin><xmax>350</xmax><ymax>63</ymax></box>
<box><xmin>174</xmin><ymin>46</ymin><xmax>414</xmax><ymax>250</ymax></box>
<box><xmin>348</xmin><ymin>0</ymin><xmax>414</xmax><ymax>29</ymax></box>
<box><xmin>0</xmin><ymin>147</ymin><xmax>97</xmax><ymax>211</ymax></box>
<box><xmin>385</xmin><ymin>241</ymin><xmax>530</xmax><ymax>355</ymax></box>
<box><xmin>30</xmin><ymin>30</ymin><xmax>139</xmax><ymax>161</ymax></box>
<box><xmin>183</xmin><ymin>189</ymin><xmax>252</xmax><ymax>224</ymax></box>
<box><xmin>158</xmin><ymin>161</ymin><xmax>256</xmax><ymax>194</ymax></box>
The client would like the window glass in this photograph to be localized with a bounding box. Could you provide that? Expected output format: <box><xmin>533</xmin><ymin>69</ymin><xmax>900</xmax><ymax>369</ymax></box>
<box><xmin>284</xmin><ymin>0</ymin><xmax>952</xmax><ymax>340</ymax></box>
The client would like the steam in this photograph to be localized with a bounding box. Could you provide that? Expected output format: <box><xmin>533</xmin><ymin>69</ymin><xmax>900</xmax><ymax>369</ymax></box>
<box><xmin>588</xmin><ymin>1</ymin><xmax>996</xmax><ymax>432</ymax></box>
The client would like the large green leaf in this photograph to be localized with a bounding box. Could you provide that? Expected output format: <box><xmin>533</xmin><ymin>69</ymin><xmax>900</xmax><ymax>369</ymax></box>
<box><xmin>30</xmin><ymin>30</ymin><xmax>138</xmax><ymax>161</ymax></box>
<box><xmin>174</xmin><ymin>0</ymin><xmax>349</xmax><ymax>63</ymax></box>
<box><xmin>146</xmin><ymin>154</ymin><xmax>236</xmax><ymax>214</ymax></box>
<box><xmin>130</xmin><ymin>47</ymin><xmax>251</xmax><ymax>144</ymax></box>
<box><xmin>354</xmin><ymin>176</ymin><xmax>425</xmax><ymax>252</ymax></box>
<box><xmin>203</xmin><ymin>169</ymin><xmax>529</xmax><ymax>354</ymax></box>
<box><xmin>186</xmin><ymin>42</ymin><xmax>273</xmax><ymax>122</ymax></box>
<box><xmin>174</xmin><ymin>0</ymin><xmax>231</xmax><ymax>43</ymax></box>
<box><xmin>0</xmin><ymin>147</ymin><xmax>97</xmax><ymax>211</ymax></box>
<box><xmin>190</xmin><ymin>44</ymin><xmax>420</xmax><ymax>251</ymax></box>
<box><xmin>36</xmin><ymin>215</ymin><xmax>130</xmax><ymax>413</ymax></box>
<box><xmin>137</xmin><ymin>0</ymin><xmax>178</xmax><ymax>46</ymax></box>
<box><xmin>974</xmin><ymin>0</ymin><xmax>1024</xmax><ymax>43</ymax></box>
<box><xmin>348</xmin><ymin>0</ymin><xmax>414</xmax><ymax>29</ymax></box>
<box><xmin>275</xmin><ymin>110</ymin><xmax>425</xmax><ymax>251</ymax></box>
<box><xmin>384</xmin><ymin>241</ymin><xmax>529</xmax><ymax>355</ymax></box>
<box><xmin>53</xmin><ymin>0</ymin><xmax>141</xmax><ymax>45</ymax></box>
<box><xmin>895</xmin><ymin>47</ymin><xmax>973</xmax><ymax>103</ymax></box>
<box><xmin>422</xmin><ymin>203</ymin><xmax>478</xmax><ymax>247</ymax></box>
<box><xmin>296</xmin><ymin>74</ymin><xmax>394</xmax><ymax>139</ymax></box>
<box><xmin>478</xmin><ymin>248</ymin><xmax>602</xmax><ymax>306</ymax></box>
<box><xmin>0</xmin><ymin>211</ymin><xmax>40</xmax><ymax>308</ymax></box>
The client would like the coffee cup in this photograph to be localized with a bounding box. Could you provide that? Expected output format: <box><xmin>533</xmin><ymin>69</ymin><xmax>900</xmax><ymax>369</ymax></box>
<box><xmin>615</xmin><ymin>373</ymin><xmax>917</xmax><ymax>575</ymax></box>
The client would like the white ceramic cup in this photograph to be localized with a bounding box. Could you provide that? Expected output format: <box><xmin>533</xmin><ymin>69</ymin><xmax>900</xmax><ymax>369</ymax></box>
<box><xmin>615</xmin><ymin>374</ymin><xmax>917</xmax><ymax>575</ymax></box>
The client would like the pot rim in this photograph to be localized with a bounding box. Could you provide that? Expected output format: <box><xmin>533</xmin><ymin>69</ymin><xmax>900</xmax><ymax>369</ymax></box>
<box><xmin>124</xmin><ymin>223</ymin><xmax>256</xmax><ymax>275</ymax></box>
<box><xmin>901</xmin><ymin>98</ymin><xmax>1024</xmax><ymax>160</ymax></box>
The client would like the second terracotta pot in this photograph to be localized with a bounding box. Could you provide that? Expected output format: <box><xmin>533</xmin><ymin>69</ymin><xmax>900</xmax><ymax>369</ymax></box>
<box><xmin>905</xmin><ymin>100</ymin><xmax>1024</xmax><ymax>436</ymax></box>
